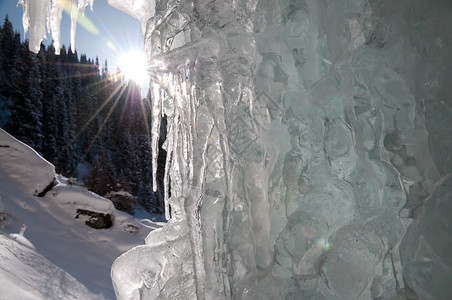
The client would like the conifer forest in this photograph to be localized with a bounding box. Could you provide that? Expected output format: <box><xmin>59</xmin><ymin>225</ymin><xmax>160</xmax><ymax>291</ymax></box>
<box><xmin>0</xmin><ymin>16</ymin><xmax>166</xmax><ymax>215</ymax></box>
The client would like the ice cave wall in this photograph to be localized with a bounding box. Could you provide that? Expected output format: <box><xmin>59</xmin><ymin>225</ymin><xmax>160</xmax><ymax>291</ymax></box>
<box><xmin>22</xmin><ymin>0</ymin><xmax>452</xmax><ymax>299</ymax></box>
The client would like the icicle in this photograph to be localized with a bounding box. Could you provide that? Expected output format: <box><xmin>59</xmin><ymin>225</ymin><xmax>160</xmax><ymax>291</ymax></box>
<box><xmin>17</xmin><ymin>0</ymin><xmax>29</xmax><ymax>36</ymax></box>
<box><xmin>49</xmin><ymin>0</ymin><xmax>63</xmax><ymax>54</ymax></box>
<box><xmin>163</xmin><ymin>122</ymin><xmax>173</xmax><ymax>220</ymax></box>
<box><xmin>21</xmin><ymin>0</ymin><xmax>48</xmax><ymax>53</ymax></box>
<box><xmin>150</xmin><ymin>82</ymin><xmax>162</xmax><ymax>192</ymax></box>
<box><xmin>70</xmin><ymin>0</ymin><xmax>78</xmax><ymax>53</ymax></box>
<box><xmin>107</xmin><ymin>0</ymin><xmax>156</xmax><ymax>33</ymax></box>
<box><xmin>179</xmin><ymin>120</ymin><xmax>188</xmax><ymax>185</ymax></box>
<box><xmin>174</xmin><ymin>74</ymin><xmax>191</xmax><ymax>184</ymax></box>
<box><xmin>77</xmin><ymin>0</ymin><xmax>90</xmax><ymax>11</ymax></box>
<box><xmin>182</xmin><ymin>71</ymin><xmax>195</xmax><ymax>186</ymax></box>
<box><xmin>46</xmin><ymin>0</ymin><xmax>51</xmax><ymax>35</ymax></box>
<box><xmin>18</xmin><ymin>0</ymin><xmax>94</xmax><ymax>54</ymax></box>
<box><xmin>69</xmin><ymin>0</ymin><xmax>91</xmax><ymax>53</ymax></box>
<box><xmin>170</xmin><ymin>103</ymin><xmax>181</xmax><ymax>200</ymax></box>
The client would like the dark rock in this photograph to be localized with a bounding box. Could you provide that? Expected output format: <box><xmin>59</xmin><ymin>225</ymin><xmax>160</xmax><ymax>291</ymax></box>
<box><xmin>75</xmin><ymin>209</ymin><xmax>113</xmax><ymax>229</ymax></box>
<box><xmin>35</xmin><ymin>178</ymin><xmax>57</xmax><ymax>197</ymax></box>
<box><xmin>123</xmin><ymin>224</ymin><xmax>140</xmax><ymax>235</ymax></box>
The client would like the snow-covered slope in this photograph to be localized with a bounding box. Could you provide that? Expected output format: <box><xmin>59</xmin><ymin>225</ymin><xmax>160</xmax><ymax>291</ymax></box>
<box><xmin>0</xmin><ymin>234</ymin><xmax>101</xmax><ymax>300</ymax></box>
<box><xmin>0</xmin><ymin>128</ymin><xmax>163</xmax><ymax>299</ymax></box>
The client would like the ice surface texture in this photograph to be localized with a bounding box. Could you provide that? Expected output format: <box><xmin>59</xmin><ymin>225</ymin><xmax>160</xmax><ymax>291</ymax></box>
<box><xmin>23</xmin><ymin>0</ymin><xmax>452</xmax><ymax>299</ymax></box>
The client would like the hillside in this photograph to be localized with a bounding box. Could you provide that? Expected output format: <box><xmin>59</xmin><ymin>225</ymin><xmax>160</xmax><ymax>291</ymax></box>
<box><xmin>0</xmin><ymin>128</ymin><xmax>162</xmax><ymax>299</ymax></box>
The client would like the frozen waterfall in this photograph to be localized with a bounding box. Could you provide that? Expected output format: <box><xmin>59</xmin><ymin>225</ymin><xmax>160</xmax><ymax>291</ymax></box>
<box><xmin>23</xmin><ymin>0</ymin><xmax>452</xmax><ymax>299</ymax></box>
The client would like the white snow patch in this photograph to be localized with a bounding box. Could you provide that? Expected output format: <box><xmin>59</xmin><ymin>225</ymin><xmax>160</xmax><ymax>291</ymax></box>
<box><xmin>0</xmin><ymin>235</ymin><xmax>106</xmax><ymax>300</ymax></box>
<box><xmin>52</xmin><ymin>183</ymin><xmax>114</xmax><ymax>214</ymax></box>
<box><xmin>105</xmin><ymin>190</ymin><xmax>134</xmax><ymax>199</ymax></box>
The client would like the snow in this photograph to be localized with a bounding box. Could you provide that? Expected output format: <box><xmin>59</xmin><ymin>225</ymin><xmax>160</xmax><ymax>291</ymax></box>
<box><xmin>105</xmin><ymin>190</ymin><xmax>134</xmax><ymax>199</ymax></box>
<box><xmin>0</xmin><ymin>128</ymin><xmax>163</xmax><ymax>299</ymax></box>
<box><xmin>0</xmin><ymin>234</ymin><xmax>101</xmax><ymax>300</ymax></box>
<box><xmin>0</xmin><ymin>129</ymin><xmax>55</xmax><ymax>196</ymax></box>
<box><xmin>52</xmin><ymin>182</ymin><xmax>114</xmax><ymax>214</ymax></box>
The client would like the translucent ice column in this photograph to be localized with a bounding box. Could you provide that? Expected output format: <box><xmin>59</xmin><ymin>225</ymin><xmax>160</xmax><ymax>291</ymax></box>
<box><xmin>109</xmin><ymin>0</ymin><xmax>452</xmax><ymax>299</ymax></box>
<box><xmin>111</xmin><ymin>1</ymin><xmax>276</xmax><ymax>297</ymax></box>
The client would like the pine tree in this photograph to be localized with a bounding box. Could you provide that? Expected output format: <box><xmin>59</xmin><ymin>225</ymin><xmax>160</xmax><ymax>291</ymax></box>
<box><xmin>6</xmin><ymin>41</ymin><xmax>44</xmax><ymax>152</ymax></box>
<box><xmin>41</xmin><ymin>42</ymin><xmax>62</xmax><ymax>160</ymax></box>
<box><xmin>55</xmin><ymin>45</ymin><xmax>78</xmax><ymax>174</ymax></box>
<box><xmin>102</xmin><ymin>59</ymin><xmax>109</xmax><ymax>81</ymax></box>
<box><xmin>0</xmin><ymin>16</ymin><xmax>21</xmax><ymax>127</ymax></box>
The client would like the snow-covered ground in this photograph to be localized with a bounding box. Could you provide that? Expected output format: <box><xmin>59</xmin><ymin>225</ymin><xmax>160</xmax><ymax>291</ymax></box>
<box><xmin>0</xmin><ymin>128</ymin><xmax>164</xmax><ymax>299</ymax></box>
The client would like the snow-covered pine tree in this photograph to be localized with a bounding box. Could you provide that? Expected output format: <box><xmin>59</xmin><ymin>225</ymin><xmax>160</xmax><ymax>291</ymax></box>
<box><xmin>41</xmin><ymin>42</ymin><xmax>63</xmax><ymax>160</ymax></box>
<box><xmin>0</xmin><ymin>16</ymin><xmax>21</xmax><ymax>127</ymax></box>
<box><xmin>6</xmin><ymin>41</ymin><xmax>44</xmax><ymax>152</ymax></box>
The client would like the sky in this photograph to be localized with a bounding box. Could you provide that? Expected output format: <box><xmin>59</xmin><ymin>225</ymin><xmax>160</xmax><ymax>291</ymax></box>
<box><xmin>0</xmin><ymin>0</ymin><xmax>145</xmax><ymax>75</ymax></box>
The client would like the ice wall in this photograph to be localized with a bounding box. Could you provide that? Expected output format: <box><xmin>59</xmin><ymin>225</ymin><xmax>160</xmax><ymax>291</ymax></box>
<box><xmin>22</xmin><ymin>0</ymin><xmax>452</xmax><ymax>299</ymax></box>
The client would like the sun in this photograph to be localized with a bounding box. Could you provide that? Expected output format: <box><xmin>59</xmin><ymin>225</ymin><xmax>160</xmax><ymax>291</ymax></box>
<box><xmin>118</xmin><ymin>51</ymin><xmax>149</xmax><ymax>85</ymax></box>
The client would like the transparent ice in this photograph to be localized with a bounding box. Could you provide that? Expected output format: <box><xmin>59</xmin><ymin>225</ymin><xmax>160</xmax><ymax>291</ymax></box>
<box><xmin>23</xmin><ymin>0</ymin><xmax>452</xmax><ymax>299</ymax></box>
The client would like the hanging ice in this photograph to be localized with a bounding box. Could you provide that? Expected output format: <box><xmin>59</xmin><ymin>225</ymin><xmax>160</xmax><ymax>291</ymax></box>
<box><xmin>18</xmin><ymin>0</ymin><xmax>93</xmax><ymax>54</ymax></box>
<box><xmin>22</xmin><ymin>0</ymin><xmax>452</xmax><ymax>299</ymax></box>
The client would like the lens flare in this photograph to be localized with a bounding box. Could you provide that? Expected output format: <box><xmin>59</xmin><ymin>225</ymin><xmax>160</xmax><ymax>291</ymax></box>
<box><xmin>317</xmin><ymin>238</ymin><xmax>332</xmax><ymax>251</ymax></box>
<box><xmin>106</xmin><ymin>40</ymin><xmax>117</xmax><ymax>51</ymax></box>
<box><xmin>118</xmin><ymin>51</ymin><xmax>149</xmax><ymax>86</ymax></box>
<box><xmin>58</xmin><ymin>0</ymin><xmax>99</xmax><ymax>35</ymax></box>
